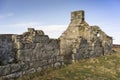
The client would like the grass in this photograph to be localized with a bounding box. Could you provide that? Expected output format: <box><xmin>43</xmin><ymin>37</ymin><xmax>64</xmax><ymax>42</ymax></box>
<box><xmin>4</xmin><ymin>48</ymin><xmax>120</xmax><ymax>80</ymax></box>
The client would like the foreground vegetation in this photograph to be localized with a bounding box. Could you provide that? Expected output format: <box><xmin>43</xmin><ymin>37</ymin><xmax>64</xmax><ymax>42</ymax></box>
<box><xmin>5</xmin><ymin>48</ymin><xmax>120</xmax><ymax>80</ymax></box>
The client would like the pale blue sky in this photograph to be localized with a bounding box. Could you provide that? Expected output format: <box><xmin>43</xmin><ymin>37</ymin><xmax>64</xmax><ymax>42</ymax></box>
<box><xmin>0</xmin><ymin>0</ymin><xmax>120</xmax><ymax>44</ymax></box>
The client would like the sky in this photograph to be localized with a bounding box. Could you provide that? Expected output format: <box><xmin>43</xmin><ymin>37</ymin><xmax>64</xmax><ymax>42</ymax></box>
<box><xmin>0</xmin><ymin>0</ymin><xmax>120</xmax><ymax>44</ymax></box>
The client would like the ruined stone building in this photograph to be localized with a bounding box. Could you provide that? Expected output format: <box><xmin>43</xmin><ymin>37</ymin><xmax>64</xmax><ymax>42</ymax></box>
<box><xmin>0</xmin><ymin>10</ymin><xmax>112</xmax><ymax>78</ymax></box>
<box><xmin>60</xmin><ymin>10</ymin><xmax>112</xmax><ymax>63</ymax></box>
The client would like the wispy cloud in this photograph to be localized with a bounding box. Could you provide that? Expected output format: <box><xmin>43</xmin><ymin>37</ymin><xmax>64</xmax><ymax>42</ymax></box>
<box><xmin>1</xmin><ymin>22</ymin><xmax>39</xmax><ymax>27</ymax></box>
<box><xmin>36</xmin><ymin>25</ymin><xmax>68</xmax><ymax>38</ymax></box>
<box><xmin>0</xmin><ymin>12</ymin><xmax>14</xmax><ymax>19</ymax></box>
<box><xmin>0</xmin><ymin>22</ymin><xmax>67</xmax><ymax>38</ymax></box>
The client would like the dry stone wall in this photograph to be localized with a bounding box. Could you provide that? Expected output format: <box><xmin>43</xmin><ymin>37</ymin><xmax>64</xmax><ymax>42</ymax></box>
<box><xmin>0</xmin><ymin>28</ymin><xmax>63</xmax><ymax>79</ymax></box>
<box><xmin>0</xmin><ymin>34</ymin><xmax>15</xmax><ymax>65</ymax></box>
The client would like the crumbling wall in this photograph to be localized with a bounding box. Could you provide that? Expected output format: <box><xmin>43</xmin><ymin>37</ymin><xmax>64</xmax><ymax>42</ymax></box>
<box><xmin>12</xmin><ymin>28</ymin><xmax>60</xmax><ymax>63</ymax></box>
<box><xmin>0</xmin><ymin>34</ymin><xmax>15</xmax><ymax>65</ymax></box>
<box><xmin>0</xmin><ymin>28</ymin><xmax>63</xmax><ymax>79</ymax></box>
<box><xmin>60</xmin><ymin>10</ymin><xmax>113</xmax><ymax>63</ymax></box>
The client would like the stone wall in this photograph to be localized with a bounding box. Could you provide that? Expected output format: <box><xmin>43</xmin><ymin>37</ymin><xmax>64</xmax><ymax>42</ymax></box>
<box><xmin>0</xmin><ymin>34</ymin><xmax>15</xmax><ymax>65</ymax></box>
<box><xmin>0</xmin><ymin>28</ymin><xmax>63</xmax><ymax>79</ymax></box>
<box><xmin>60</xmin><ymin>10</ymin><xmax>112</xmax><ymax>63</ymax></box>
